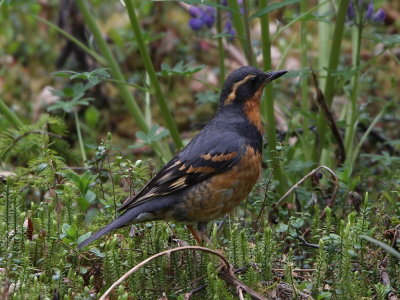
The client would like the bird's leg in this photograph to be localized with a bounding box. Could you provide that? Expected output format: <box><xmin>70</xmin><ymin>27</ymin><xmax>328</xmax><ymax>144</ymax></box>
<box><xmin>186</xmin><ymin>223</ymin><xmax>211</xmax><ymax>245</ymax></box>
<box><xmin>197</xmin><ymin>222</ymin><xmax>211</xmax><ymax>244</ymax></box>
<box><xmin>186</xmin><ymin>224</ymin><xmax>203</xmax><ymax>245</ymax></box>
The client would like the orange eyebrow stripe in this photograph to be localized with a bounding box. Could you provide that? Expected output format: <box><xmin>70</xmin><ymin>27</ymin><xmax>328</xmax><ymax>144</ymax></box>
<box><xmin>224</xmin><ymin>74</ymin><xmax>256</xmax><ymax>105</ymax></box>
<box><xmin>201</xmin><ymin>152</ymin><xmax>237</xmax><ymax>162</ymax></box>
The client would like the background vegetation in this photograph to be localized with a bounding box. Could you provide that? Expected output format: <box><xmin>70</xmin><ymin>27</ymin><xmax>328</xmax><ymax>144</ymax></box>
<box><xmin>0</xmin><ymin>0</ymin><xmax>399</xmax><ymax>299</ymax></box>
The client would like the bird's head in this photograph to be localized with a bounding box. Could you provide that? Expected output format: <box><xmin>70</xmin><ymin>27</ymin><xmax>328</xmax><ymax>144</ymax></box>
<box><xmin>219</xmin><ymin>66</ymin><xmax>287</xmax><ymax>107</ymax></box>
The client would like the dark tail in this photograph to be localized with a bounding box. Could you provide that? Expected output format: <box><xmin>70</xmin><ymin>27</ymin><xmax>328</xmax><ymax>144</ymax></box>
<box><xmin>77</xmin><ymin>209</ymin><xmax>139</xmax><ymax>249</ymax></box>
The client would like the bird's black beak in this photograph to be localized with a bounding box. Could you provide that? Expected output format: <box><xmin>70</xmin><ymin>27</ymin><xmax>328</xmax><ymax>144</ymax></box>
<box><xmin>263</xmin><ymin>70</ymin><xmax>288</xmax><ymax>83</ymax></box>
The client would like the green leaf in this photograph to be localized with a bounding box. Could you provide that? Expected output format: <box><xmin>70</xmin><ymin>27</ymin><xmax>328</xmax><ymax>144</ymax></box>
<box><xmin>84</xmin><ymin>106</ymin><xmax>100</xmax><ymax>128</ymax></box>
<box><xmin>159</xmin><ymin>61</ymin><xmax>206</xmax><ymax>77</ymax></box>
<box><xmin>84</xmin><ymin>190</ymin><xmax>96</xmax><ymax>204</ymax></box>
<box><xmin>77</xmin><ymin>232</ymin><xmax>92</xmax><ymax>245</ymax></box>
<box><xmin>52</xmin><ymin>70</ymin><xmax>78</xmax><ymax>78</ymax></box>
<box><xmin>196</xmin><ymin>91</ymin><xmax>219</xmax><ymax>105</ymax></box>
<box><xmin>61</xmin><ymin>223</ymin><xmax>78</xmax><ymax>240</ymax></box>
<box><xmin>53</xmin><ymin>68</ymin><xmax>110</xmax><ymax>84</ymax></box>
<box><xmin>90</xmin><ymin>247</ymin><xmax>106</xmax><ymax>258</ymax></box>
<box><xmin>249</xmin><ymin>0</ymin><xmax>301</xmax><ymax>21</ymax></box>
<box><xmin>36</xmin><ymin>163</ymin><xmax>49</xmax><ymax>173</ymax></box>
<box><xmin>62</xmin><ymin>223</ymin><xmax>71</xmax><ymax>235</ymax></box>
<box><xmin>360</xmin><ymin>235</ymin><xmax>400</xmax><ymax>260</ymax></box>
<box><xmin>133</xmin><ymin>125</ymin><xmax>170</xmax><ymax>147</ymax></box>
<box><xmin>135</xmin><ymin>131</ymin><xmax>148</xmax><ymax>143</ymax></box>
<box><xmin>77</xmin><ymin>196</ymin><xmax>90</xmax><ymax>211</ymax></box>
<box><xmin>367</xmin><ymin>34</ymin><xmax>400</xmax><ymax>47</ymax></box>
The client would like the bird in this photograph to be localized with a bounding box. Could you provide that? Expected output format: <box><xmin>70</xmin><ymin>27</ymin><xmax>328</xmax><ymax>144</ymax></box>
<box><xmin>78</xmin><ymin>66</ymin><xmax>287</xmax><ymax>249</ymax></box>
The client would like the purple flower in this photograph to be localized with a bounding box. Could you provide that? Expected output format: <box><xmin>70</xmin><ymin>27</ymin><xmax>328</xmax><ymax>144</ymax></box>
<box><xmin>189</xmin><ymin>6</ymin><xmax>202</xmax><ymax>18</ymax></box>
<box><xmin>372</xmin><ymin>8</ymin><xmax>385</xmax><ymax>22</ymax></box>
<box><xmin>224</xmin><ymin>20</ymin><xmax>235</xmax><ymax>37</ymax></box>
<box><xmin>188</xmin><ymin>5</ymin><xmax>215</xmax><ymax>31</ymax></box>
<box><xmin>202</xmin><ymin>7</ymin><xmax>215</xmax><ymax>28</ymax></box>
<box><xmin>189</xmin><ymin>18</ymin><xmax>204</xmax><ymax>31</ymax></box>
<box><xmin>365</xmin><ymin>2</ymin><xmax>374</xmax><ymax>20</ymax></box>
<box><xmin>347</xmin><ymin>0</ymin><xmax>386</xmax><ymax>25</ymax></box>
<box><xmin>347</xmin><ymin>1</ymin><xmax>356</xmax><ymax>22</ymax></box>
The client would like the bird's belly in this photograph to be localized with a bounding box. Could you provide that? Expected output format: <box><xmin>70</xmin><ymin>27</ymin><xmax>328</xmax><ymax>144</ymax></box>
<box><xmin>174</xmin><ymin>146</ymin><xmax>261</xmax><ymax>223</ymax></box>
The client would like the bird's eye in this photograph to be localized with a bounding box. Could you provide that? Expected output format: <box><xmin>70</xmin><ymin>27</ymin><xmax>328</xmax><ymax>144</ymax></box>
<box><xmin>249</xmin><ymin>76</ymin><xmax>257</xmax><ymax>85</ymax></box>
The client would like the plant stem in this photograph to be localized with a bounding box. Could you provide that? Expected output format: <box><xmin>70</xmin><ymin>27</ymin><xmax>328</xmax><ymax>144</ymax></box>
<box><xmin>75</xmin><ymin>0</ymin><xmax>169</xmax><ymax>161</ymax></box>
<box><xmin>227</xmin><ymin>0</ymin><xmax>255</xmax><ymax>65</ymax></box>
<box><xmin>317</xmin><ymin>0</ymin><xmax>330</xmax><ymax>91</ymax></box>
<box><xmin>124</xmin><ymin>0</ymin><xmax>183</xmax><ymax>150</ymax></box>
<box><xmin>300</xmin><ymin>0</ymin><xmax>309</xmax><ymax>136</ymax></box>
<box><xmin>351</xmin><ymin>106</ymin><xmax>386</xmax><ymax>166</ymax></box>
<box><xmin>0</xmin><ymin>97</ymin><xmax>23</xmax><ymax>129</ymax></box>
<box><xmin>260</xmin><ymin>0</ymin><xmax>275</xmax><ymax>125</ymax></box>
<box><xmin>259</xmin><ymin>0</ymin><xmax>286</xmax><ymax>195</ymax></box>
<box><xmin>344</xmin><ymin>24</ymin><xmax>363</xmax><ymax>163</ymax></box>
<box><xmin>74</xmin><ymin>110</ymin><xmax>87</xmax><ymax>165</ymax></box>
<box><xmin>216</xmin><ymin>1</ymin><xmax>225</xmax><ymax>87</ymax></box>
<box><xmin>315</xmin><ymin>0</ymin><xmax>350</xmax><ymax>163</ymax></box>
<box><xmin>241</xmin><ymin>0</ymin><xmax>256</xmax><ymax>66</ymax></box>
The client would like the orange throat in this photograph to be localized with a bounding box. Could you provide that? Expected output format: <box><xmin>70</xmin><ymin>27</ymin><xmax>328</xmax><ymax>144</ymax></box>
<box><xmin>243</xmin><ymin>91</ymin><xmax>263</xmax><ymax>133</ymax></box>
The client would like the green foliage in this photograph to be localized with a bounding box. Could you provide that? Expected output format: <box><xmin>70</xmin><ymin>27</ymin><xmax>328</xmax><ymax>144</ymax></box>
<box><xmin>132</xmin><ymin>125</ymin><xmax>170</xmax><ymax>148</ymax></box>
<box><xmin>0</xmin><ymin>122</ymin><xmax>399</xmax><ymax>298</ymax></box>
<box><xmin>0</xmin><ymin>115</ymin><xmax>68</xmax><ymax>162</ymax></box>
<box><xmin>159</xmin><ymin>61</ymin><xmax>206</xmax><ymax>77</ymax></box>
<box><xmin>1</xmin><ymin>0</ymin><xmax>399</xmax><ymax>299</ymax></box>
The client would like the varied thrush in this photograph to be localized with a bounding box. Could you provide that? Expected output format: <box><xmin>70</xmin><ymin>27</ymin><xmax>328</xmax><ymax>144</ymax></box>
<box><xmin>78</xmin><ymin>66</ymin><xmax>287</xmax><ymax>249</ymax></box>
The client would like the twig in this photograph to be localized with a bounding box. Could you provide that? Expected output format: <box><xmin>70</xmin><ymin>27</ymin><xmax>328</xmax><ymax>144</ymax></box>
<box><xmin>274</xmin><ymin>166</ymin><xmax>339</xmax><ymax>218</ymax></box>
<box><xmin>272</xmin><ymin>268</ymin><xmax>316</xmax><ymax>273</ymax></box>
<box><xmin>297</xmin><ymin>235</ymin><xmax>320</xmax><ymax>249</ymax></box>
<box><xmin>255</xmin><ymin>155</ymin><xmax>281</xmax><ymax>229</ymax></box>
<box><xmin>357</xmin><ymin>122</ymin><xmax>400</xmax><ymax>156</ymax></box>
<box><xmin>179</xmin><ymin>266</ymin><xmax>248</xmax><ymax>297</ymax></box>
<box><xmin>99</xmin><ymin>246</ymin><xmax>231</xmax><ymax>300</ymax></box>
<box><xmin>260</xmin><ymin>281</ymin><xmax>312</xmax><ymax>299</ymax></box>
<box><xmin>238</xmin><ymin>287</ymin><xmax>245</xmax><ymax>300</ymax></box>
<box><xmin>311</xmin><ymin>68</ymin><xmax>346</xmax><ymax>165</ymax></box>
<box><xmin>62</xmin><ymin>166</ymin><xmax>108</xmax><ymax>172</ymax></box>
<box><xmin>219</xmin><ymin>271</ymin><xmax>268</xmax><ymax>300</ymax></box>
<box><xmin>276</xmin><ymin>282</ymin><xmax>312</xmax><ymax>299</ymax></box>
<box><xmin>379</xmin><ymin>261</ymin><xmax>398</xmax><ymax>300</ymax></box>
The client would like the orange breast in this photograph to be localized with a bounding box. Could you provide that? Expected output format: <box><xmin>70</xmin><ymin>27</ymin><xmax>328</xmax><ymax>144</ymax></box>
<box><xmin>176</xmin><ymin>146</ymin><xmax>261</xmax><ymax>222</ymax></box>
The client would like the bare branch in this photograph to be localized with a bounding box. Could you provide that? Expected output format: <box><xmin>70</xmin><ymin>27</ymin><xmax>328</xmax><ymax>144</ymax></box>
<box><xmin>99</xmin><ymin>246</ymin><xmax>231</xmax><ymax>300</ymax></box>
<box><xmin>274</xmin><ymin>165</ymin><xmax>339</xmax><ymax>219</ymax></box>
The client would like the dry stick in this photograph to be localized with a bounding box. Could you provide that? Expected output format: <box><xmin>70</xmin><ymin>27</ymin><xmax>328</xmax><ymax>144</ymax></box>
<box><xmin>273</xmin><ymin>268</ymin><xmax>316</xmax><ymax>273</ymax></box>
<box><xmin>238</xmin><ymin>287</ymin><xmax>245</xmax><ymax>300</ymax></box>
<box><xmin>274</xmin><ymin>166</ymin><xmax>339</xmax><ymax>220</ymax></box>
<box><xmin>379</xmin><ymin>224</ymin><xmax>399</xmax><ymax>300</ymax></box>
<box><xmin>259</xmin><ymin>281</ymin><xmax>312</xmax><ymax>299</ymax></box>
<box><xmin>276</xmin><ymin>283</ymin><xmax>312</xmax><ymax>299</ymax></box>
<box><xmin>379</xmin><ymin>261</ymin><xmax>398</xmax><ymax>300</ymax></box>
<box><xmin>311</xmin><ymin>69</ymin><xmax>346</xmax><ymax>165</ymax></box>
<box><xmin>218</xmin><ymin>271</ymin><xmax>268</xmax><ymax>300</ymax></box>
<box><xmin>99</xmin><ymin>246</ymin><xmax>267</xmax><ymax>300</ymax></box>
